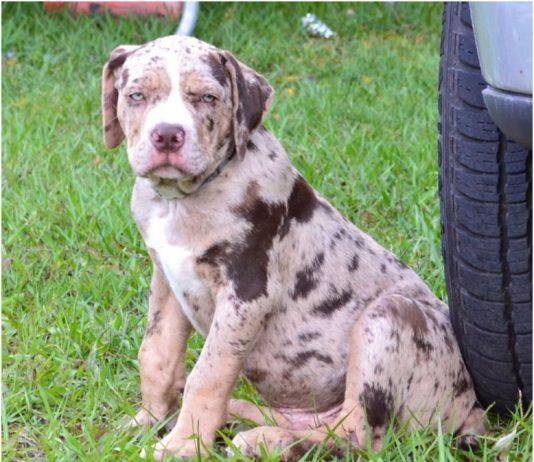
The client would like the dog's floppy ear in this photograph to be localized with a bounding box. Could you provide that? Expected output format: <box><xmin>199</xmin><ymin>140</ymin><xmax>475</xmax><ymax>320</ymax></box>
<box><xmin>221</xmin><ymin>51</ymin><xmax>274</xmax><ymax>159</ymax></box>
<box><xmin>101</xmin><ymin>45</ymin><xmax>140</xmax><ymax>149</ymax></box>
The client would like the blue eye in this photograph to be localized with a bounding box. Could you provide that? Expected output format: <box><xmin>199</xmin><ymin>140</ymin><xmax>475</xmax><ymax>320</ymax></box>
<box><xmin>129</xmin><ymin>92</ymin><xmax>145</xmax><ymax>101</ymax></box>
<box><xmin>201</xmin><ymin>94</ymin><xmax>216</xmax><ymax>103</ymax></box>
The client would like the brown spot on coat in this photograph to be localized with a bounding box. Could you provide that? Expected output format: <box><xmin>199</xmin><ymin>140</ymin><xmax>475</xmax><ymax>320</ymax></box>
<box><xmin>413</xmin><ymin>336</ymin><xmax>434</xmax><ymax>356</ymax></box>
<box><xmin>359</xmin><ymin>383</ymin><xmax>394</xmax><ymax>429</ymax></box>
<box><xmin>198</xmin><ymin>241</ymin><xmax>230</xmax><ymax>266</ymax></box>
<box><xmin>287</xmin><ymin>176</ymin><xmax>318</xmax><ymax>223</ymax></box>
<box><xmin>246</xmin><ymin>139</ymin><xmax>257</xmax><ymax>151</ymax></box>
<box><xmin>294</xmin><ymin>350</ymin><xmax>333</xmax><ymax>366</ymax></box>
<box><xmin>374</xmin><ymin>363</ymin><xmax>384</xmax><ymax>374</ymax></box>
<box><xmin>298</xmin><ymin>331</ymin><xmax>322</xmax><ymax>342</ymax></box>
<box><xmin>353</xmin><ymin>236</ymin><xmax>365</xmax><ymax>248</ymax></box>
<box><xmin>453</xmin><ymin>366</ymin><xmax>470</xmax><ymax>397</ymax></box>
<box><xmin>274</xmin><ymin>350</ymin><xmax>333</xmax><ymax>368</ymax></box>
<box><xmin>291</xmin><ymin>252</ymin><xmax>325</xmax><ymax>300</ymax></box>
<box><xmin>146</xmin><ymin>310</ymin><xmax>162</xmax><ymax>336</ymax></box>
<box><xmin>311</xmin><ymin>289</ymin><xmax>353</xmax><ymax>317</ymax></box>
<box><xmin>222</xmin><ymin>182</ymin><xmax>285</xmax><ymax>301</ymax></box>
<box><xmin>196</xmin><ymin>241</ymin><xmax>230</xmax><ymax>287</ymax></box>
<box><xmin>279</xmin><ymin>176</ymin><xmax>319</xmax><ymax>239</ymax></box>
<box><xmin>348</xmin><ymin>254</ymin><xmax>359</xmax><ymax>272</ymax></box>
<box><xmin>244</xmin><ymin>368</ymin><xmax>268</xmax><ymax>383</ymax></box>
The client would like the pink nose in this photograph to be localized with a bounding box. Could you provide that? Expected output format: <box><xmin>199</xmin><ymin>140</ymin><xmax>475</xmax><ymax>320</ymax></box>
<box><xmin>150</xmin><ymin>123</ymin><xmax>185</xmax><ymax>152</ymax></box>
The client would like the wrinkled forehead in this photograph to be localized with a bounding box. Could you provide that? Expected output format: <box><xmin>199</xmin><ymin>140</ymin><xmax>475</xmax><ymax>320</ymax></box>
<box><xmin>120</xmin><ymin>35</ymin><xmax>225</xmax><ymax>87</ymax></box>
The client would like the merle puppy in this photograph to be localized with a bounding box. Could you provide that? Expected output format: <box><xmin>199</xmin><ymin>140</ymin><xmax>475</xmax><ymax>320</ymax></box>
<box><xmin>101</xmin><ymin>35</ymin><xmax>485</xmax><ymax>459</ymax></box>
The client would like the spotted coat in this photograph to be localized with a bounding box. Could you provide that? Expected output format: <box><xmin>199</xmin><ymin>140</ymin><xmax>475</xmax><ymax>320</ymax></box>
<box><xmin>101</xmin><ymin>35</ymin><xmax>485</xmax><ymax>460</ymax></box>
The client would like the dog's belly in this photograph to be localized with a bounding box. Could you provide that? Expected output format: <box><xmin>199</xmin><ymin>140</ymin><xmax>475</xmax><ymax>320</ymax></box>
<box><xmin>243</xmin><ymin>313</ymin><xmax>352</xmax><ymax>411</ymax></box>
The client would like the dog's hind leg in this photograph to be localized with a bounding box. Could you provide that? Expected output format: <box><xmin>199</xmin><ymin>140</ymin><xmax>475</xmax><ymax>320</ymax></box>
<box><xmin>334</xmin><ymin>290</ymin><xmax>484</xmax><ymax>451</ymax></box>
<box><xmin>228</xmin><ymin>297</ymin><xmax>401</xmax><ymax>459</ymax></box>
<box><xmin>230</xmin><ymin>290</ymin><xmax>484</xmax><ymax>459</ymax></box>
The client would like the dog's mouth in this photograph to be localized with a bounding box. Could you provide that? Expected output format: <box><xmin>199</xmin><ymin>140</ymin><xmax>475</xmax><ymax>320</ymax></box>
<box><xmin>142</xmin><ymin>151</ymin><xmax>233</xmax><ymax>199</ymax></box>
<box><xmin>146</xmin><ymin>166</ymin><xmax>203</xmax><ymax>199</ymax></box>
<box><xmin>148</xmin><ymin>165</ymin><xmax>186</xmax><ymax>180</ymax></box>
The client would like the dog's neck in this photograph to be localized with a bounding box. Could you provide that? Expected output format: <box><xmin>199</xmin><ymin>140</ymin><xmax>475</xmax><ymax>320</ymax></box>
<box><xmin>195</xmin><ymin>149</ymin><xmax>236</xmax><ymax>190</ymax></box>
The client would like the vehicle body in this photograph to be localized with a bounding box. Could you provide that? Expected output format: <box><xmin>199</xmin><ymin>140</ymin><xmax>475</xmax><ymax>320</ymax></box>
<box><xmin>471</xmin><ymin>1</ymin><xmax>532</xmax><ymax>149</ymax></box>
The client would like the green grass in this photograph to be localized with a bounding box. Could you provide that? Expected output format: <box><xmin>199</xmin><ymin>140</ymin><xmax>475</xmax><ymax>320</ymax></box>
<box><xmin>2</xmin><ymin>2</ymin><xmax>531</xmax><ymax>461</ymax></box>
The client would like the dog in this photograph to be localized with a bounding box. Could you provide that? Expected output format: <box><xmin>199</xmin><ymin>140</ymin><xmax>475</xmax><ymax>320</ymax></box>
<box><xmin>101</xmin><ymin>35</ymin><xmax>486</xmax><ymax>459</ymax></box>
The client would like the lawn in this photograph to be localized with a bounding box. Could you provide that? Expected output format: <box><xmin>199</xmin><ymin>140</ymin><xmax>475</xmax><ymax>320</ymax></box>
<box><xmin>2</xmin><ymin>2</ymin><xmax>531</xmax><ymax>461</ymax></box>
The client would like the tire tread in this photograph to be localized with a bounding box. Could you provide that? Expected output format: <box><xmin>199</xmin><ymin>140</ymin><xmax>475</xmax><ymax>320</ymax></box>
<box><xmin>439</xmin><ymin>2</ymin><xmax>532</xmax><ymax>412</ymax></box>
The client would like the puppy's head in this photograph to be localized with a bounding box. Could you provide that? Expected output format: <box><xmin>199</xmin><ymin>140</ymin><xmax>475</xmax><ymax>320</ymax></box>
<box><xmin>102</xmin><ymin>35</ymin><xmax>273</xmax><ymax>198</ymax></box>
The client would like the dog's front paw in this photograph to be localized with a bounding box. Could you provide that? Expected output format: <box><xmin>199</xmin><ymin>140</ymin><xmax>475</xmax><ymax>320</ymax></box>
<box><xmin>126</xmin><ymin>409</ymin><xmax>159</xmax><ymax>430</ymax></box>
<box><xmin>141</xmin><ymin>433</ymin><xmax>206</xmax><ymax>460</ymax></box>
<box><xmin>127</xmin><ymin>408</ymin><xmax>178</xmax><ymax>434</ymax></box>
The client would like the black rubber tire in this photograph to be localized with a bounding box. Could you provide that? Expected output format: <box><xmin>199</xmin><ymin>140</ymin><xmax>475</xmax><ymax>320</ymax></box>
<box><xmin>439</xmin><ymin>2</ymin><xmax>532</xmax><ymax>414</ymax></box>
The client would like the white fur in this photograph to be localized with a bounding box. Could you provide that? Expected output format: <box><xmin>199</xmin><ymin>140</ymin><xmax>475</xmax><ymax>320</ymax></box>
<box><xmin>141</xmin><ymin>57</ymin><xmax>197</xmax><ymax>152</ymax></box>
<box><xmin>145</xmin><ymin>211</ymin><xmax>207</xmax><ymax>334</ymax></box>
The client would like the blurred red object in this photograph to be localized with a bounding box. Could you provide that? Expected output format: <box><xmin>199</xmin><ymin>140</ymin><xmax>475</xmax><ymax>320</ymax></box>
<box><xmin>45</xmin><ymin>2</ymin><xmax>182</xmax><ymax>19</ymax></box>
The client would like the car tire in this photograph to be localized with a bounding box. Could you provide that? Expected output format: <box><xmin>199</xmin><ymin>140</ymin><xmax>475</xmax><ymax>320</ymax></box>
<box><xmin>439</xmin><ymin>2</ymin><xmax>532</xmax><ymax>414</ymax></box>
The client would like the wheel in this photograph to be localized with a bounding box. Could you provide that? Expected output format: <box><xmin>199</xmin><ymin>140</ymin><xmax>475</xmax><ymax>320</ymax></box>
<box><xmin>439</xmin><ymin>2</ymin><xmax>532</xmax><ymax>414</ymax></box>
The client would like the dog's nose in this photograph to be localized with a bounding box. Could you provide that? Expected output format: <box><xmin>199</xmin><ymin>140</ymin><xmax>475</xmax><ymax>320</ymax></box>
<box><xmin>150</xmin><ymin>123</ymin><xmax>186</xmax><ymax>152</ymax></box>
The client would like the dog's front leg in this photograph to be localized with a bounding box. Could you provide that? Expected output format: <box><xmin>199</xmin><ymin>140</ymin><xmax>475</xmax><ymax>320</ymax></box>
<box><xmin>148</xmin><ymin>297</ymin><xmax>265</xmax><ymax>459</ymax></box>
<box><xmin>131</xmin><ymin>266</ymin><xmax>192</xmax><ymax>429</ymax></box>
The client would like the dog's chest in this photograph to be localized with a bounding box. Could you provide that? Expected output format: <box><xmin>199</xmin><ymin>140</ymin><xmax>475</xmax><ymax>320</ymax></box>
<box><xmin>145</xmin><ymin>212</ymin><xmax>212</xmax><ymax>334</ymax></box>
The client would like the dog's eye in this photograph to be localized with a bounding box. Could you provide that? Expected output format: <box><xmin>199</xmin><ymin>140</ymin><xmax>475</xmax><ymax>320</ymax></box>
<box><xmin>129</xmin><ymin>92</ymin><xmax>145</xmax><ymax>102</ymax></box>
<box><xmin>201</xmin><ymin>94</ymin><xmax>216</xmax><ymax>103</ymax></box>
